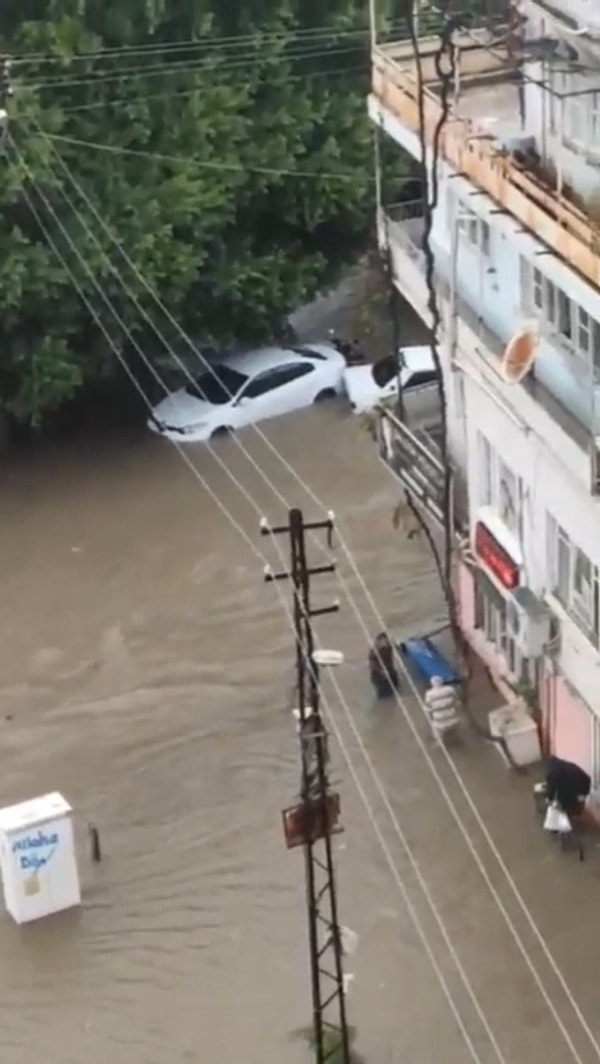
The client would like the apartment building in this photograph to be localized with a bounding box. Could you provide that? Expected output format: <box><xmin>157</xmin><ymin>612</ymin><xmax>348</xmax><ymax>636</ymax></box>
<box><xmin>370</xmin><ymin>0</ymin><xmax>600</xmax><ymax>775</ymax></box>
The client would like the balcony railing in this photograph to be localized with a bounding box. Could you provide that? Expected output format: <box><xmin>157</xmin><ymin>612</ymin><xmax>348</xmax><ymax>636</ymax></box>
<box><xmin>379</xmin><ymin>206</ymin><xmax>600</xmax><ymax>475</ymax></box>
<box><xmin>375</xmin><ymin>404</ymin><xmax>468</xmax><ymax>534</ymax></box>
<box><xmin>372</xmin><ymin>33</ymin><xmax>600</xmax><ymax>291</ymax></box>
<box><xmin>382</xmin><ymin>199</ymin><xmax>425</xmax><ymax>259</ymax></box>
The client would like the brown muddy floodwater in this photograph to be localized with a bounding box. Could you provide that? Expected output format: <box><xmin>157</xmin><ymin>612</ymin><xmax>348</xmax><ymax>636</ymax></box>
<box><xmin>0</xmin><ymin>403</ymin><xmax>450</xmax><ymax>1064</ymax></box>
<box><xmin>3</xmin><ymin>402</ymin><xmax>600</xmax><ymax>1064</ymax></box>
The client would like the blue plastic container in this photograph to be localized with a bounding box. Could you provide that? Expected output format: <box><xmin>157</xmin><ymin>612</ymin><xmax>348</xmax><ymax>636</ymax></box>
<box><xmin>400</xmin><ymin>636</ymin><xmax>459</xmax><ymax>685</ymax></box>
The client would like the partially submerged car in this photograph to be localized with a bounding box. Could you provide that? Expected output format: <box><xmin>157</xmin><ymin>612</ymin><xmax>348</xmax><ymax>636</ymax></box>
<box><xmin>148</xmin><ymin>343</ymin><xmax>346</xmax><ymax>442</ymax></box>
<box><xmin>343</xmin><ymin>345</ymin><xmax>439</xmax><ymax>414</ymax></box>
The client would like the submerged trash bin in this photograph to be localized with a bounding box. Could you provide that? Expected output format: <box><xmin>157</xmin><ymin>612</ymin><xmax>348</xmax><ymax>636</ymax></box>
<box><xmin>0</xmin><ymin>792</ymin><xmax>81</xmax><ymax>924</ymax></box>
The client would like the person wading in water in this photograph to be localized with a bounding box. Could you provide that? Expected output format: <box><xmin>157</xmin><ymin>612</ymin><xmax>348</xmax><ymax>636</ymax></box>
<box><xmin>368</xmin><ymin>632</ymin><xmax>399</xmax><ymax>699</ymax></box>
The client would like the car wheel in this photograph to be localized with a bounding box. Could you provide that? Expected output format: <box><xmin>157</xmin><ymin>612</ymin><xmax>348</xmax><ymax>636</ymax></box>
<box><xmin>209</xmin><ymin>426</ymin><xmax>232</xmax><ymax>439</ymax></box>
<box><xmin>314</xmin><ymin>388</ymin><xmax>337</xmax><ymax>403</ymax></box>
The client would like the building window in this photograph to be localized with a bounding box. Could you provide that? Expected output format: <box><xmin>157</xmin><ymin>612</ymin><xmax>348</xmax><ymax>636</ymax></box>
<box><xmin>447</xmin><ymin>187</ymin><xmax>491</xmax><ymax>257</ymax></box>
<box><xmin>521</xmin><ymin>259</ymin><xmax>600</xmax><ymax>369</ymax></box>
<box><xmin>547</xmin><ymin>514</ymin><xmax>599</xmax><ymax>643</ymax></box>
<box><xmin>473</xmin><ymin>575</ymin><xmax>525</xmax><ymax>680</ymax></box>
<box><xmin>549</xmin><ymin>69</ymin><xmax>600</xmax><ymax>159</ymax></box>
<box><xmin>474</xmin><ymin>579</ymin><xmax>506</xmax><ymax>646</ymax></box>
<box><xmin>477</xmin><ymin>432</ymin><xmax>492</xmax><ymax>507</ymax></box>
<box><xmin>458</xmin><ymin>206</ymin><xmax>490</xmax><ymax>256</ymax></box>
<box><xmin>477</xmin><ymin>433</ymin><xmax>521</xmax><ymax>535</ymax></box>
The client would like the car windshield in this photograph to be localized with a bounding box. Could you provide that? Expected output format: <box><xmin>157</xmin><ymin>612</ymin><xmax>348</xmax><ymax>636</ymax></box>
<box><xmin>185</xmin><ymin>365</ymin><xmax>248</xmax><ymax>405</ymax></box>
<box><xmin>291</xmin><ymin>346</ymin><xmax>326</xmax><ymax>361</ymax></box>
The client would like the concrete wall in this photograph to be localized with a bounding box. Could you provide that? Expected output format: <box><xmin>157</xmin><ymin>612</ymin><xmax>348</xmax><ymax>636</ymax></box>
<box><xmin>457</xmin><ymin>367</ymin><xmax>600</xmax><ymax>779</ymax></box>
<box><xmin>542</xmin><ymin>671</ymin><xmax>594</xmax><ymax>777</ymax></box>
<box><xmin>369</xmin><ymin>95</ymin><xmax>600</xmax><ymax>438</ymax></box>
<box><xmin>431</xmin><ymin>164</ymin><xmax>599</xmax><ymax>432</ymax></box>
<box><xmin>370</xmin><ymin>46</ymin><xmax>600</xmax><ymax>776</ymax></box>
<box><xmin>523</xmin><ymin>5</ymin><xmax>600</xmax><ymax>202</ymax></box>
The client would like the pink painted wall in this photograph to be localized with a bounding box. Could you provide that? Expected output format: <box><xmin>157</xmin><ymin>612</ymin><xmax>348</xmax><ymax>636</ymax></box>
<box><xmin>457</xmin><ymin>564</ymin><xmax>475</xmax><ymax>630</ymax></box>
<box><xmin>457</xmin><ymin>566</ymin><xmax>594</xmax><ymax>775</ymax></box>
<box><xmin>545</xmin><ymin>672</ymin><xmax>592</xmax><ymax>777</ymax></box>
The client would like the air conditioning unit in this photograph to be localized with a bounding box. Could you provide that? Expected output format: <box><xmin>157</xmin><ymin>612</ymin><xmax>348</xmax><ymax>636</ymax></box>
<box><xmin>506</xmin><ymin>587</ymin><xmax>553</xmax><ymax>657</ymax></box>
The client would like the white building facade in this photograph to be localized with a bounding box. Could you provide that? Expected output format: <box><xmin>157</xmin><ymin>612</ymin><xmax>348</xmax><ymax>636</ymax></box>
<box><xmin>371</xmin><ymin>0</ymin><xmax>600</xmax><ymax>777</ymax></box>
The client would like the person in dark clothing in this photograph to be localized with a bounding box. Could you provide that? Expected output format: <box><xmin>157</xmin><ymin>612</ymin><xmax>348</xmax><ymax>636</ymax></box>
<box><xmin>545</xmin><ymin>756</ymin><xmax>591</xmax><ymax>816</ymax></box>
<box><xmin>368</xmin><ymin>632</ymin><xmax>399</xmax><ymax>698</ymax></box>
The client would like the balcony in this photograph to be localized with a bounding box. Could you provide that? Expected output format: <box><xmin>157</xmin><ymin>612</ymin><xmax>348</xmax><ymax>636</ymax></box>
<box><xmin>375</xmin><ymin>403</ymin><xmax>469</xmax><ymax>536</ymax></box>
<box><xmin>379</xmin><ymin>203</ymin><xmax>600</xmax><ymax>493</ymax></box>
<box><xmin>371</xmin><ymin>33</ymin><xmax>600</xmax><ymax>291</ymax></box>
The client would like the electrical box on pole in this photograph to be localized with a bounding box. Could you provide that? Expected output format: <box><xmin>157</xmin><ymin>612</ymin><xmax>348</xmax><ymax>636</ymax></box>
<box><xmin>261</xmin><ymin>508</ymin><xmax>352</xmax><ymax>1064</ymax></box>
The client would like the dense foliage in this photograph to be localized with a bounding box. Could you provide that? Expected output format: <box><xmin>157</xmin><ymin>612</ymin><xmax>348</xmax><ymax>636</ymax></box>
<box><xmin>0</xmin><ymin>0</ymin><xmax>405</xmax><ymax>427</ymax></box>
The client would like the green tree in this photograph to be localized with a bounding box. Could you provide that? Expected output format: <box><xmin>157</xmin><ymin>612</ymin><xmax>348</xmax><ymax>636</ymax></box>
<box><xmin>0</xmin><ymin>0</ymin><xmax>404</xmax><ymax>428</ymax></box>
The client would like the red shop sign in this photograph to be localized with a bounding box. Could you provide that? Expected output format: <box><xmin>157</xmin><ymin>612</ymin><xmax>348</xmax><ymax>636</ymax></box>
<box><xmin>474</xmin><ymin>522</ymin><xmax>519</xmax><ymax>590</ymax></box>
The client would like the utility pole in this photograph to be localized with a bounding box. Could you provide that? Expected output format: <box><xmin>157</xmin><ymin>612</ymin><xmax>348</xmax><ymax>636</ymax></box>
<box><xmin>261</xmin><ymin>509</ymin><xmax>352</xmax><ymax>1064</ymax></box>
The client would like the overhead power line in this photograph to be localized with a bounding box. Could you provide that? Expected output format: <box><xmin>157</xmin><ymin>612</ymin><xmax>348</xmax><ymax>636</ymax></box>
<box><xmin>21</xmin><ymin>41</ymin><xmax>368</xmax><ymax>92</ymax></box>
<box><xmin>262</xmin><ymin>510</ymin><xmax>351</xmax><ymax>1064</ymax></box>
<box><xmin>19</xmin><ymin>45</ymin><xmax>366</xmax><ymax>92</ymax></box>
<box><xmin>8</xmin><ymin>135</ymin><xmax>502</xmax><ymax>1062</ymax></box>
<box><xmin>8</xmin><ymin>17</ymin><xmax>437</xmax><ymax>67</ymax></box>
<box><xmin>27</xmin><ymin>131</ymin><xmax>369</xmax><ymax>183</ymax></box>
<box><xmin>49</xmin><ymin>65</ymin><xmax>366</xmax><ymax>115</ymax></box>
<box><xmin>11</xmin><ymin>124</ymin><xmax>598</xmax><ymax>1062</ymax></box>
<box><xmin>17</xmin><ymin>86</ymin><xmax>600</xmax><ymax>1061</ymax></box>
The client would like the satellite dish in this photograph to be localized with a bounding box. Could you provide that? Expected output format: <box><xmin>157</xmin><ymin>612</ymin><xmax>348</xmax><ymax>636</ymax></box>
<box><xmin>501</xmin><ymin>327</ymin><xmax>538</xmax><ymax>384</ymax></box>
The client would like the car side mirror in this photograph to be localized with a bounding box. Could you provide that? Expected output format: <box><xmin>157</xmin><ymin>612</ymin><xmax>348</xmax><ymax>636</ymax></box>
<box><xmin>235</xmin><ymin>394</ymin><xmax>250</xmax><ymax>406</ymax></box>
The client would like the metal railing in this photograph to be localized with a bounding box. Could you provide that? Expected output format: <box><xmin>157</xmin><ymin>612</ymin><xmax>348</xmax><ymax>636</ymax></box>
<box><xmin>376</xmin><ymin>403</ymin><xmax>468</xmax><ymax>533</ymax></box>
<box><xmin>381</xmin><ymin>200</ymin><xmax>426</xmax><ymax>265</ymax></box>
<box><xmin>372</xmin><ymin>37</ymin><xmax>600</xmax><ymax>292</ymax></box>
<box><xmin>380</xmin><ymin>206</ymin><xmax>596</xmax><ymax>461</ymax></box>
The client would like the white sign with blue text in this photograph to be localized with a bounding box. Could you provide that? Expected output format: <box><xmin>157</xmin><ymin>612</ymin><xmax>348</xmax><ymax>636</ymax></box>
<box><xmin>13</xmin><ymin>827</ymin><xmax>59</xmax><ymax>870</ymax></box>
<box><xmin>0</xmin><ymin>792</ymin><xmax>81</xmax><ymax>923</ymax></box>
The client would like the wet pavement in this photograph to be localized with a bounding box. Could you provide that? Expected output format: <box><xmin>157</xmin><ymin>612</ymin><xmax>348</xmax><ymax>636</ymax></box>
<box><xmin>1</xmin><ymin>400</ymin><xmax>600</xmax><ymax>1064</ymax></box>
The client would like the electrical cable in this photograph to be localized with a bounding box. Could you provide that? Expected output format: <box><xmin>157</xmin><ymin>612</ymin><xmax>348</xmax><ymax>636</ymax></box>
<box><xmin>34</xmin><ymin>132</ymin><xmax>368</xmax><ymax>182</ymax></box>
<box><xmin>404</xmin><ymin>5</ymin><xmax>457</xmax><ymax>662</ymax></box>
<box><xmin>10</xmin><ymin>134</ymin><xmax>501</xmax><ymax>1064</ymax></box>
<box><xmin>400</xmin><ymin>5</ymin><xmax>515</xmax><ymax>760</ymax></box>
<box><xmin>20</xmin><ymin>45</ymin><xmax>366</xmax><ymax>92</ymax></box>
<box><xmin>44</xmin><ymin>65</ymin><xmax>366</xmax><ymax>115</ymax></box>
<box><xmin>10</xmin><ymin>6</ymin><xmax>600</xmax><ymax>1055</ymax></box>
<box><xmin>9</xmin><ymin>20</ymin><xmax>429</xmax><ymax>67</ymax></box>
<box><xmin>21</xmin><ymin>120</ymin><xmax>600</xmax><ymax>1060</ymax></box>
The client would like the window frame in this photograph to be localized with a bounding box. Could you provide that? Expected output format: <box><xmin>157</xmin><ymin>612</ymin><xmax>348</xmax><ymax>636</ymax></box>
<box><xmin>457</xmin><ymin>205</ymin><xmax>491</xmax><ymax>257</ymax></box>
<box><xmin>548</xmin><ymin>68</ymin><xmax>600</xmax><ymax>161</ymax></box>
<box><xmin>242</xmin><ymin>362</ymin><xmax>314</xmax><ymax>399</ymax></box>
<box><xmin>521</xmin><ymin>259</ymin><xmax>600</xmax><ymax>369</ymax></box>
<box><xmin>547</xmin><ymin>514</ymin><xmax>600</xmax><ymax>643</ymax></box>
<box><xmin>405</xmin><ymin>369</ymin><xmax>438</xmax><ymax>390</ymax></box>
<box><xmin>473</xmin><ymin>578</ymin><xmax>525</xmax><ymax>680</ymax></box>
<box><xmin>476</xmin><ymin>432</ymin><xmax>521</xmax><ymax>536</ymax></box>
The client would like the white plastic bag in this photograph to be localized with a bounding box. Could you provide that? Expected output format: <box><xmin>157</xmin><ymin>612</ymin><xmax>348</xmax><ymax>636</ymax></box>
<box><xmin>544</xmin><ymin>803</ymin><xmax>572</xmax><ymax>833</ymax></box>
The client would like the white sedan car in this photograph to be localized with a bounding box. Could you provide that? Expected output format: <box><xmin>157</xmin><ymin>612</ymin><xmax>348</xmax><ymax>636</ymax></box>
<box><xmin>148</xmin><ymin>343</ymin><xmax>346</xmax><ymax>442</ymax></box>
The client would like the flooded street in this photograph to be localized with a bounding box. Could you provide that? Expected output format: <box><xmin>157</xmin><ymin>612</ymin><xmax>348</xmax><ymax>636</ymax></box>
<box><xmin>2</xmin><ymin>402</ymin><xmax>600</xmax><ymax>1064</ymax></box>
